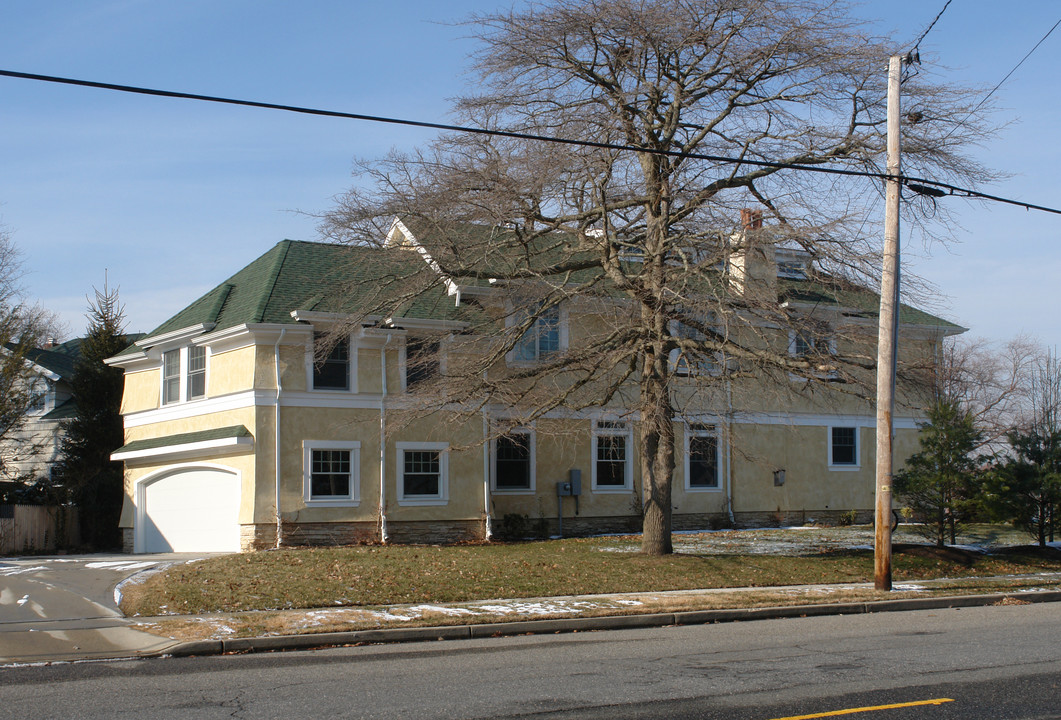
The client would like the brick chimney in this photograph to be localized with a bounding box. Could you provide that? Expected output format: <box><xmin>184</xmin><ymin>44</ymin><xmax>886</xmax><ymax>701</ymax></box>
<box><xmin>728</xmin><ymin>209</ymin><xmax>775</xmax><ymax>300</ymax></box>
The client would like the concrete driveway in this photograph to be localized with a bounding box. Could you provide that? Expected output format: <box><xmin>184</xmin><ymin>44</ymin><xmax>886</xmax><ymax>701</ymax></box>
<box><xmin>0</xmin><ymin>553</ymin><xmax>210</xmax><ymax>664</ymax></box>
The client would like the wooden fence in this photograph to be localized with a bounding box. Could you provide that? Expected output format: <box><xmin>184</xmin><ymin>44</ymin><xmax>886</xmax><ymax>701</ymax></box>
<box><xmin>0</xmin><ymin>505</ymin><xmax>80</xmax><ymax>554</ymax></box>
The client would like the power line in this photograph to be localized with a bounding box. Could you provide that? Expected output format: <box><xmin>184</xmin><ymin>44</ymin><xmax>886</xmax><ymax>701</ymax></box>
<box><xmin>1</xmin><ymin>67</ymin><xmax>1059</xmax><ymax>216</ymax></box>
<box><xmin>908</xmin><ymin>0</ymin><xmax>952</xmax><ymax>58</ymax></box>
<box><xmin>941</xmin><ymin>16</ymin><xmax>1061</xmax><ymax>144</ymax></box>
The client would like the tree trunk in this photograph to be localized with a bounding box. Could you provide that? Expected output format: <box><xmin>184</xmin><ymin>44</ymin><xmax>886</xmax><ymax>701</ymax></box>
<box><xmin>640</xmin><ymin>365</ymin><xmax>675</xmax><ymax>555</ymax></box>
<box><xmin>639</xmin><ymin>298</ymin><xmax>675</xmax><ymax>555</ymax></box>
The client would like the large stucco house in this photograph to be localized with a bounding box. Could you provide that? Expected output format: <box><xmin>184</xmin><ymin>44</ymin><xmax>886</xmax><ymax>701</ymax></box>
<box><xmin>108</xmin><ymin>219</ymin><xmax>963</xmax><ymax>553</ymax></box>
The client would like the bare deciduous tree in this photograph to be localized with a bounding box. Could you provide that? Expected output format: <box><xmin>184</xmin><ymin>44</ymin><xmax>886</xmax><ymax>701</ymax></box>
<box><xmin>322</xmin><ymin>0</ymin><xmax>995</xmax><ymax>554</ymax></box>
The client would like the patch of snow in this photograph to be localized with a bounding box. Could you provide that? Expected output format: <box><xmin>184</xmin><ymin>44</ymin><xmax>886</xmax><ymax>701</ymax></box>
<box><xmin>0</xmin><ymin>565</ymin><xmax>48</xmax><ymax>577</ymax></box>
<box><xmin>406</xmin><ymin>605</ymin><xmax>478</xmax><ymax>617</ymax></box>
<box><xmin>893</xmin><ymin>584</ymin><xmax>927</xmax><ymax>591</ymax></box>
<box><xmin>86</xmin><ymin>561</ymin><xmax>157</xmax><ymax>571</ymax></box>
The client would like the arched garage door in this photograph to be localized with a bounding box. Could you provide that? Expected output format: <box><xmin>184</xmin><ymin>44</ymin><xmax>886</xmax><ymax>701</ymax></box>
<box><xmin>137</xmin><ymin>467</ymin><xmax>242</xmax><ymax>553</ymax></box>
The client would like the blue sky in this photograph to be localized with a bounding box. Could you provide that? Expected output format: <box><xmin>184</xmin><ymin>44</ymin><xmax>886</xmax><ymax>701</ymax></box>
<box><xmin>2</xmin><ymin>1</ymin><xmax>1059</xmax><ymax>345</ymax></box>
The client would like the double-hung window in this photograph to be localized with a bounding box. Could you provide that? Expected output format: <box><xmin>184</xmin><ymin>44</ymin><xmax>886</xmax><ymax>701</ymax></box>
<box><xmin>187</xmin><ymin>346</ymin><xmax>206</xmax><ymax>400</ymax></box>
<box><xmin>397</xmin><ymin>442</ymin><xmax>449</xmax><ymax>505</ymax></box>
<box><xmin>671</xmin><ymin>319</ymin><xmax>720</xmax><ymax>376</ymax></box>
<box><xmin>593</xmin><ymin>420</ymin><xmax>632</xmax><ymax>491</ymax></box>
<box><xmin>829</xmin><ymin>426</ymin><xmax>859</xmax><ymax>468</ymax></box>
<box><xmin>313</xmin><ymin>333</ymin><xmax>350</xmax><ymax>390</ymax></box>
<box><xmin>685</xmin><ymin>423</ymin><xmax>720</xmax><ymax>490</ymax></box>
<box><xmin>513</xmin><ymin>304</ymin><xmax>561</xmax><ymax>362</ymax></box>
<box><xmin>162</xmin><ymin>346</ymin><xmax>207</xmax><ymax>405</ymax></box>
<box><xmin>405</xmin><ymin>338</ymin><xmax>440</xmax><ymax>390</ymax></box>
<box><xmin>493</xmin><ymin>430</ymin><xmax>533</xmax><ymax>492</ymax></box>
<box><xmin>303</xmin><ymin>441</ymin><xmax>360</xmax><ymax>505</ymax></box>
<box><xmin>789</xmin><ymin>327</ymin><xmax>835</xmax><ymax>358</ymax></box>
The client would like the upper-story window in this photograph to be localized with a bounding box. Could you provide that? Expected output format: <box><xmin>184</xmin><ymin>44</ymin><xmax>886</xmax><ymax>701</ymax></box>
<box><xmin>162</xmin><ymin>346</ymin><xmax>207</xmax><ymax>405</ymax></box>
<box><xmin>789</xmin><ymin>327</ymin><xmax>835</xmax><ymax>358</ymax></box>
<box><xmin>405</xmin><ymin>338</ymin><xmax>440</xmax><ymax>390</ymax></box>
<box><xmin>313</xmin><ymin>333</ymin><xmax>350</xmax><ymax>390</ymax></box>
<box><xmin>27</xmin><ymin>377</ymin><xmax>49</xmax><ymax>414</ymax></box>
<box><xmin>671</xmin><ymin>319</ymin><xmax>720</xmax><ymax>376</ymax></box>
<box><xmin>513</xmin><ymin>304</ymin><xmax>562</xmax><ymax>363</ymax></box>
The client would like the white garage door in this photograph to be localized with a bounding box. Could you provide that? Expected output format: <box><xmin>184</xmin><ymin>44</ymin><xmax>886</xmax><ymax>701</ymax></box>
<box><xmin>138</xmin><ymin>468</ymin><xmax>241</xmax><ymax>553</ymax></box>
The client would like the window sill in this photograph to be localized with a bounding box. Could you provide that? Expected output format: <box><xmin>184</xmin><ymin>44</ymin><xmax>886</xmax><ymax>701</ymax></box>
<box><xmin>304</xmin><ymin>499</ymin><xmax>360</xmax><ymax>507</ymax></box>
<box><xmin>592</xmin><ymin>485</ymin><xmax>632</xmax><ymax>494</ymax></box>
<box><xmin>397</xmin><ymin>498</ymin><xmax>448</xmax><ymax>506</ymax></box>
<box><xmin>828</xmin><ymin>464</ymin><xmax>861</xmax><ymax>472</ymax></box>
<box><xmin>491</xmin><ymin>488</ymin><xmax>535</xmax><ymax>495</ymax></box>
<box><xmin>684</xmin><ymin>486</ymin><xmax>723</xmax><ymax>493</ymax></box>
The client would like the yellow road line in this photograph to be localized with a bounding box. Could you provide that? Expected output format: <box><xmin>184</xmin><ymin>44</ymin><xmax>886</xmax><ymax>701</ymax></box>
<box><xmin>767</xmin><ymin>698</ymin><xmax>955</xmax><ymax>720</ymax></box>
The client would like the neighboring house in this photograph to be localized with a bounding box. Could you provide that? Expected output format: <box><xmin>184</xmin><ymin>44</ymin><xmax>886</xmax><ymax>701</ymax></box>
<box><xmin>108</xmin><ymin>220</ymin><xmax>964</xmax><ymax>554</ymax></box>
<box><xmin>0</xmin><ymin>339</ymin><xmax>81</xmax><ymax>487</ymax></box>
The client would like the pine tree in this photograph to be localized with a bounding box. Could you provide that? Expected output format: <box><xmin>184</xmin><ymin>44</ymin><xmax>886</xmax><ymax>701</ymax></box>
<box><xmin>54</xmin><ymin>284</ymin><xmax>129</xmax><ymax>550</ymax></box>
<box><xmin>894</xmin><ymin>400</ymin><xmax>983</xmax><ymax>547</ymax></box>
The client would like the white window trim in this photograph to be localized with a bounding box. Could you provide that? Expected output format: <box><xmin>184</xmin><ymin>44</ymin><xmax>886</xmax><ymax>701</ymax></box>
<box><xmin>591</xmin><ymin>419</ymin><xmax>633</xmax><ymax>493</ymax></box>
<box><xmin>303</xmin><ymin>440</ymin><xmax>361</xmax><ymax>506</ymax></box>
<box><xmin>396</xmin><ymin>441</ymin><xmax>449</xmax><ymax>506</ymax></box>
<box><xmin>505</xmin><ymin>302</ymin><xmax>569</xmax><ymax>366</ymax></box>
<box><xmin>491</xmin><ymin>427</ymin><xmax>536</xmax><ymax>494</ymax></box>
<box><xmin>684</xmin><ymin>424</ymin><xmax>722</xmax><ymax>492</ymax></box>
<box><xmin>828</xmin><ymin>425</ymin><xmax>861</xmax><ymax>471</ymax></box>
<box><xmin>160</xmin><ymin>345</ymin><xmax>209</xmax><ymax>405</ymax></box>
<box><xmin>307</xmin><ymin>331</ymin><xmax>357</xmax><ymax>393</ymax></box>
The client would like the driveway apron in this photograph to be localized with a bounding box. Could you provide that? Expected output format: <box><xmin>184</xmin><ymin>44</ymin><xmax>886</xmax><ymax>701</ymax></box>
<box><xmin>0</xmin><ymin>554</ymin><xmax>202</xmax><ymax>664</ymax></box>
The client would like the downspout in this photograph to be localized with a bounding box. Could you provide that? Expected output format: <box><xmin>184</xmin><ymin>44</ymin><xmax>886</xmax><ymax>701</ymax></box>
<box><xmin>379</xmin><ymin>334</ymin><xmax>391</xmax><ymax>544</ymax></box>
<box><xmin>725</xmin><ymin>370</ymin><xmax>736</xmax><ymax>525</ymax></box>
<box><xmin>274</xmin><ymin>328</ymin><xmax>286</xmax><ymax>549</ymax></box>
<box><xmin>482</xmin><ymin>407</ymin><xmax>493</xmax><ymax>540</ymax></box>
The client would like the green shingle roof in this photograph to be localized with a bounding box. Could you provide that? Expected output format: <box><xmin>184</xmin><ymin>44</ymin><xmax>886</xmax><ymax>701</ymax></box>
<box><xmin>113</xmin><ymin>425</ymin><xmax>252</xmax><ymax>455</ymax></box>
<box><xmin>25</xmin><ymin>338</ymin><xmax>82</xmax><ymax>379</ymax></box>
<box><xmin>780</xmin><ymin>279</ymin><xmax>964</xmax><ymax>330</ymax></box>
<box><xmin>129</xmin><ymin>232</ymin><xmax>959</xmax><ymax>359</ymax></box>
<box><xmin>124</xmin><ymin>240</ymin><xmax>478</xmax><ymax>354</ymax></box>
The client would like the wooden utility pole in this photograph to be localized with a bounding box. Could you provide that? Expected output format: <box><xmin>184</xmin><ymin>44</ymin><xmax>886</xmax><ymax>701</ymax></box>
<box><xmin>874</xmin><ymin>55</ymin><xmax>902</xmax><ymax>592</ymax></box>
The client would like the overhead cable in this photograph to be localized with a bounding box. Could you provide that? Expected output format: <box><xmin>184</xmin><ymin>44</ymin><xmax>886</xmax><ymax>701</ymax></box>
<box><xmin>1</xmin><ymin>68</ymin><xmax>1059</xmax><ymax>216</ymax></box>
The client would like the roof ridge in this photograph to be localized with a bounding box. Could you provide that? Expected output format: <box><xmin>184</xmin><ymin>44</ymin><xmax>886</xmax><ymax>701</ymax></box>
<box><xmin>253</xmin><ymin>240</ymin><xmax>293</xmax><ymax>323</ymax></box>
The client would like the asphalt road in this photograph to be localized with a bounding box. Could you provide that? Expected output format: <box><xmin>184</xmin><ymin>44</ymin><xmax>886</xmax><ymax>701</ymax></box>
<box><xmin>0</xmin><ymin>554</ymin><xmax>204</xmax><ymax>663</ymax></box>
<box><xmin>1</xmin><ymin>601</ymin><xmax>1058</xmax><ymax>719</ymax></box>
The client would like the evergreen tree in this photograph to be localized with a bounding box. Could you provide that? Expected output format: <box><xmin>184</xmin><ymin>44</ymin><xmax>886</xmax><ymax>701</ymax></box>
<box><xmin>54</xmin><ymin>285</ymin><xmax>129</xmax><ymax>550</ymax></box>
<box><xmin>894</xmin><ymin>400</ymin><xmax>983</xmax><ymax>547</ymax></box>
<box><xmin>983</xmin><ymin>429</ymin><xmax>1061</xmax><ymax>548</ymax></box>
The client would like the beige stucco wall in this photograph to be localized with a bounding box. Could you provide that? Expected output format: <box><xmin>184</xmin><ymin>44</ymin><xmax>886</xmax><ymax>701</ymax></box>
<box><xmin>212</xmin><ymin>345</ymin><xmax>258</xmax><ymax>396</ymax></box>
<box><xmin>121</xmin><ymin>368</ymin><xmax>161</xmax><ymax>414</ymax></box>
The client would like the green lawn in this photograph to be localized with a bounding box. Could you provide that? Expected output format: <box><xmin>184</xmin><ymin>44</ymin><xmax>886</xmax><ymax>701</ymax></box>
<box><xmin>120</xmin><ymin>529</ymin><xmax>1061</xmax><ymax>617</ymax></box>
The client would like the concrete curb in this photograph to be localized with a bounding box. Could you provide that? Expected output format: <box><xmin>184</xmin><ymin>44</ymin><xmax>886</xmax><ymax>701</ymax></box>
<box><xmin>159</xmin><ymin>588</ymin><xmax>1061</xmax><ymax>659</ymax></box>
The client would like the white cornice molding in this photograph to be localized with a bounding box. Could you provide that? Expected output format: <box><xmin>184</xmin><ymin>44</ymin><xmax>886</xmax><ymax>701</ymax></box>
<box><xmin>134</xmin><ymin>323</ymin><xmax>217</xmax><ymax>350</ymax></box>
<box><xmin>112</xmin><ymin>435</ymin><xmax>254</xmax><ymax>464</ymax></box>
